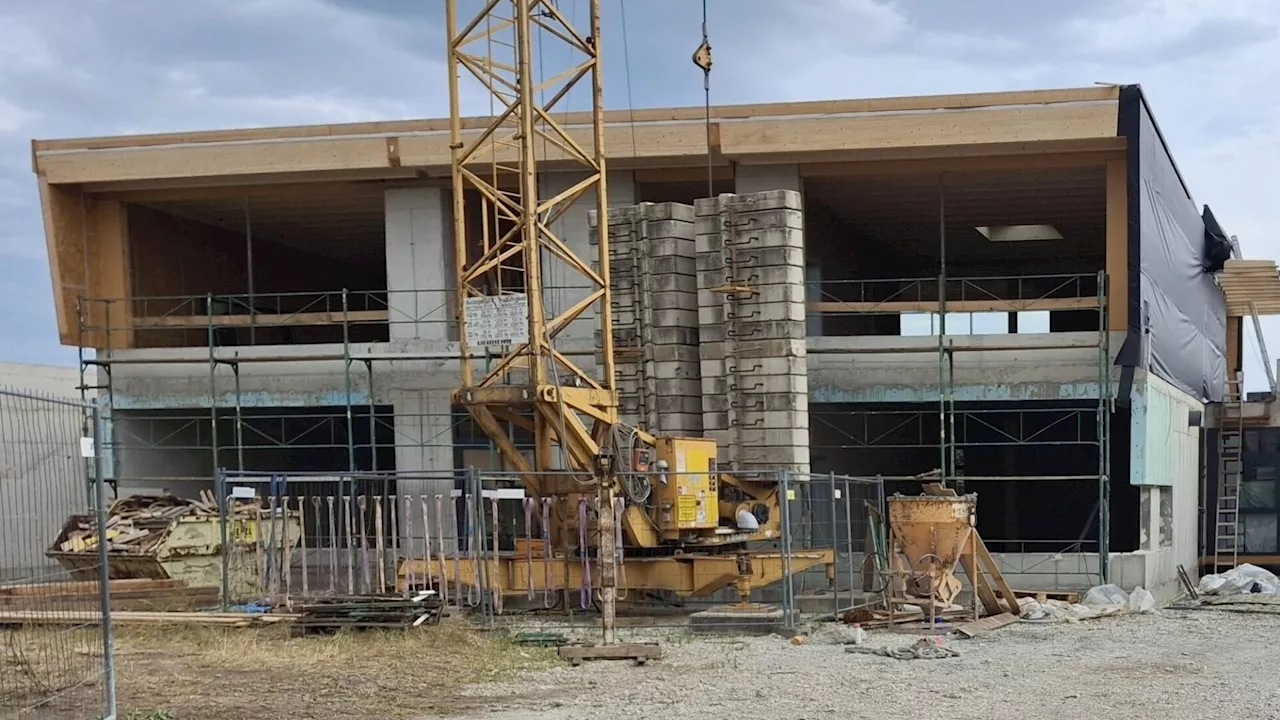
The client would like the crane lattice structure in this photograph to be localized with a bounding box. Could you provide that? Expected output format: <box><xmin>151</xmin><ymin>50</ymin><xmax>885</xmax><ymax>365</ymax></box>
<box><xmin>445</xmin><ymin>0</ymin><xmax>621</xmax><ymax>640</ymax></box>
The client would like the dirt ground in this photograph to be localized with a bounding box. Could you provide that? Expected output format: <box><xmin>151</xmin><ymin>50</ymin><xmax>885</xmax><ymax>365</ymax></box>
<box><xmin>8</xmin><ymin>607</ymin><xmax>1280</xmax><ymax>719</ymax></box>
<box><xmin>454</xmin><ymin>608</ymin><xmax>1280</xmax><ymax>720</ymax></box>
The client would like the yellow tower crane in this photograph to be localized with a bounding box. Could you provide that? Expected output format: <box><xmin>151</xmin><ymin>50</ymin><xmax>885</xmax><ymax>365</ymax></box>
<box><xmin>431</xmin><ymin>0</ymin><xmax>834</xmax><ymax>645</ymax></box>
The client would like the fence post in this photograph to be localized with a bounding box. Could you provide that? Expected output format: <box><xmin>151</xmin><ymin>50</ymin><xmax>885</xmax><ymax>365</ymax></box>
<box><xmin>779</xmin><ymin>470</ymin><xmax>794</xmax><ymax>630</ymax></box>
<box><xmin>216</xmin><ymin>469</ymin><xmax>230</xmax><ymax>608</ymax></box>
<box><xmin>91</xmin><ymin>401</ymin><xmax>118</xmax><ymax>719</ymax></box>
<box><xmin>828</xmin><ymin>471</ymin><xmax>839</xmax><ymax>622</ymax></box>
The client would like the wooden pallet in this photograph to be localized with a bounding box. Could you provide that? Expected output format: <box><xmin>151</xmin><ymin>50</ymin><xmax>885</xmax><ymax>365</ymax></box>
<box><xmin>1012</xmin><ymin>589</ymin><xmax>1080</xmax><ymax>604</ymax></box>
<box><xmin>292</xmin><ymin>594</ymin><xmax>443</xmax><ymax>635</ymax></box>
<box><xmin>558</xmin><ymin>642</ymin><xmax>662</xmax><ymax>666</ymax></box>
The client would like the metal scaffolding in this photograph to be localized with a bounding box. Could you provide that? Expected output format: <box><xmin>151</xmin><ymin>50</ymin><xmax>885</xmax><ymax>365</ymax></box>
<box><xmin>807</xmin><ymin>268</ymin><xmax>1113</xmax><ymax>580</ymax></box>
<box><xmin>73</xmin><ymin>290</ymin><xmax>548</xmax><ymax>492</ymax></box>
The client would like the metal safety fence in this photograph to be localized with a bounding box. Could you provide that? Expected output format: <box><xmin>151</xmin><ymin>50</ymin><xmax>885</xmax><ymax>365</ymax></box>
<box><xmin>209</xmin><ymin>468</ymin><xmax>884</xmax><ymax>635</ymax></box>
<box><xmin>0</xmin><ymin>389</ymin><xmax>114</xmax><ymax>720</ymax></box>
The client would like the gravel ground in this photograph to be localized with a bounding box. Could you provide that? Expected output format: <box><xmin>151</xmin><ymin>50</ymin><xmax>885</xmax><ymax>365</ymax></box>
<box><xmin>445</xmin><ymin>609</ymin><xmax>1280</xmax><ymax>719</ymax></box>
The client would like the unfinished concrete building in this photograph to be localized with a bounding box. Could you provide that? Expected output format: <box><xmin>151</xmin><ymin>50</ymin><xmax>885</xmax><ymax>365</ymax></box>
<box><xmin>32</xmin><ymin>84</ymin><xmax>1265</xmax><ymax>598</ymax></box>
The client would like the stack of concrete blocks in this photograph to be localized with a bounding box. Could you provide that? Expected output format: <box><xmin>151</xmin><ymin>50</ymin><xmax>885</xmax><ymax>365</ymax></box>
<box><xmin>590</xmin><ymin>202</ymin><xmax>703</xmax><ymax>435</ymax></box>
<box><xmin>694</xmin><ymin>190</ymin><xmax>810</xmax><ymax>474</ymax></box>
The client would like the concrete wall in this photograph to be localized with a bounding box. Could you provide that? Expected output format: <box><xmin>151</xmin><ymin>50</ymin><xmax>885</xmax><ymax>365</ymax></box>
<box><xmin>385</xmin><ymin>187</ymin><xmax>452</xmax><ymax>342</ymax></box>
<box><xmin>0</xmin><ymin>363</ymin><xmax>81</xmax><ymax>396</ymax></box>
<box><xmin>735</xmin><ymin>164</ymin><xmax>802</xmax><ymax>195</ymax></box>
<box><xmin>0</xmin><ymin>364</ymin><xmax>89</xmax><ymax>582</ymax></box>
<box><xmin>1124</xmin><ymin>371</ymin><xmax>1204</xmax><ymax>596</ymax></box>
<box><xmin>808</xmin><ymin>332</ymin><xmax>1125</xmax><ymax>403</ymax></box>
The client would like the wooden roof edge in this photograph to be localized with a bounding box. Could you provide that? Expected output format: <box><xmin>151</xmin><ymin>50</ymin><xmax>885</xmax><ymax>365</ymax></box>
<box><xmin>31</xmin><ymin>86</ymin><xmax>1119</xmax><ymax>155</ymax></box>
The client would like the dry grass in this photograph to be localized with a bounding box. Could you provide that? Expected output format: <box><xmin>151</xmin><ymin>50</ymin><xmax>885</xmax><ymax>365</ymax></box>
<box><xmin>4</xmin><ymin>622</ymin><xmax>557</xmax><ymax>720</ymax></box>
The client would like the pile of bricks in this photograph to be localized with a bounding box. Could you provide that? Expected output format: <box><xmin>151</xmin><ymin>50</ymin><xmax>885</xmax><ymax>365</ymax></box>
<box><xmin>694</xmin><ymin>190</ymin><xmax>810</xmax><ymax>473</ymax></box>
<box><xmin>594</xmin><ymin>202</ymin><xmax>703</xmax><ymax>435</ymax></box>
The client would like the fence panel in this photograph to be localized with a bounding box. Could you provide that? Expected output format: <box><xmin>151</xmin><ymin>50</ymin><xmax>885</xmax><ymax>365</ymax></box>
<box><xmin>211</xmin><ymin>469</ymin><xmax>882</xmax><ymax>635</ymax></box>
<box><xmin>0</xmin><ymin>389</ymin><xmax>114</xmax><ymax>719</ymax></box>
<box><xmin>214</xmin><ymin>470</ymin><xmax>465</xmax><ymax>606</ymax></box>
<box><xmin>781</xmin><ymin>473</ymin><xmax>886</xmax><ymax>622</ymax></box>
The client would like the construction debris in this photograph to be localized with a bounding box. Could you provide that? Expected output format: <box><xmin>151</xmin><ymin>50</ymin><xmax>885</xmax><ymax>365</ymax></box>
<box><xmin>292</xmin><ymin>592</ymin><xmax>443</xmax><ymax>635</ymax></box>
<box><xmin>1018</xmin><ymin>583</ymin><xmax>1152</xmax><ymax>622</ymax></box>
<box><xmin>0</xmin><ymin>609</ymin><xmax>295</xmax><ymax>627</ymax></box>
<box><xmin>54</xmin><ymin>493</ymin><xmax>251</xmax><ymax>555</ymax></box>
<box><xmin>0</xmin><ymin>578</ymin><xmax>218</xmax><ymax>611</ymax></box>
<box><xmin>806</xmin><ymin>622</ymin><xmax>868</xmax><ymax>645</ymax></box>
<box><xmin>845</xmin><ymin>637</ymin><xmax>961</xmax><ymax>660</ymax></box>
<box><xmin>954</xmin><ymin>612</ymin><xmax>1018</xmax><ymax>638</ymax></box>
<box><xmin>1198</xmin><ymin>564</ymin><xmax>1280</xmax><ymax>596</ymax></box>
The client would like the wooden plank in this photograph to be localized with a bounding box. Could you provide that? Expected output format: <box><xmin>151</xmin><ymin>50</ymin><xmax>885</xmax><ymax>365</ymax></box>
<box><xmin>0</xmin><ymin>610</ymin><xmax>297</xmax><ymax>626</ymax></box>
<box><xmin>955</xmin><ymin>612</ymin><xmax>1018</xmax><ymax>638</ymax></box>
<box><xmin>1105</xmin><ymin>158</ymin><xmax>1128</xmax><ymax>331</ymax></box>
<box><xmin>132</xmin><ymin>309</ymin><xmax>387</xmax><ymax>328</ymax></box>
<box><xmin>1012</xmin><ymin>589</ymin><xmax>1080</xmax><ymax>604</ymax></box>
<box><xmin>40</xmin><ymin>136</ymin><xmax>397</xmax><ymax>185</ymax></box>
<box><xmin>86</xmin><ymin>197</ymin><xmax>133</xmax><ymax>349</ymax></box>
<box><xmin>808</xmin><ymin>297</ymin><xmax>1097</xmax><ymax>314</ymax></box>
<box><xmin>558</xmin><ymin>642</ymin><xmax>662</xmax><ymax>666</ymax></box>
<box><xmin>33</xmin><ymin>87</ymin><xmax>1120</xmax><ymax>154</ymax></box>
<box><xmin>975</xmin><ymin>536</ymin><xmax>1021</xmax><ymax>613</ymax></box>
<box><xmin>1199</xmin><ymin>553</ymin><xmax>1280</xmax><ymax>565</ymax></box>
<box><xmin>1227</xmin><ymin>316</ymin><xmax>1242</xmax><ymax>383</ymax></box>
<box><xmin>38</xmin><ymin>178</ymin><xmax>87</xmax><ymax>344</ymax></box>
<box><xmin>959</xmin><ymin>535</ymin><xmax>1003</xmax><ymax>616</ymax></box>
<box><xmin>719</xmin><ymin>103</ymin><xmax>1118</xmax><ymax>157</ymax></box>
<box><xmin>38</xmin><ymin>99</ymin><xmax>1120</xmax><ymax>185</ymax></box>
<box><xmin>0</xmin><ymin>578</ymin><xmax>183</xmax><ymax>597</ymax></box>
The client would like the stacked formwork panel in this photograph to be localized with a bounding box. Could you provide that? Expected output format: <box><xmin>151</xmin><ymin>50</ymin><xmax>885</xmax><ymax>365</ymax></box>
<box><xmin>694</xmin><ymin>191</ymin><xmax>810</xmax><ymax>473</ymax></box>
<box><xmin>593</xmin><ymin>203</ymin><xmax>703</xmax><ymax>435</ymax></box>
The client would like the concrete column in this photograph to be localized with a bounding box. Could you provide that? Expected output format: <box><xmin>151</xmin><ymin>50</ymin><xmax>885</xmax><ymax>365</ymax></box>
<box><xmin>391</xmin><ymin>388</ymin><xmax>457</xmax><ymax>552</ymax></box>
<box><xmin>735</xmin><ymin>164</ymin><xmax>802</xmax><ymax>195</ymax></box>
<box><xmin>385</xmin><ymin>188</ymin><xmax>452</xmax><ymax>341</ymax></box>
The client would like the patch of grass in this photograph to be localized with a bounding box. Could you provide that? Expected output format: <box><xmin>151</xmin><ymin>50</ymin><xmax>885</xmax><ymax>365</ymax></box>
<box><xmin>1</xmin><ymin>622</ymin><xmax>557</xmax><ymax>720</ymax></box>
<box><xmin>122</xmin><ymin>711</ymin><xmax>177</xmax><ymax>720</ymax></box>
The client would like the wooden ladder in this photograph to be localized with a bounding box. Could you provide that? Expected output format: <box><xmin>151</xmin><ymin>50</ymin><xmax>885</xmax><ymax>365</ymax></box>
<box><xmin>1213</xmin><ymin>377</ymin><xmax>1245</xmax><ymax>572</ymax></box>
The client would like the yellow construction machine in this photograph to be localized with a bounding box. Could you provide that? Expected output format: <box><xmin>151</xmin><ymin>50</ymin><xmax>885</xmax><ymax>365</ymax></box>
<box><xmin>399</xmin><ymin>0</ymin><xmax>833</xmax><ymax>636</ymax></box>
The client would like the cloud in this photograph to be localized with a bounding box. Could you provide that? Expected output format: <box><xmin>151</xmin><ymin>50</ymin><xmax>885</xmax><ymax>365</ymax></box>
<box><xmin>0</xmin><ymin>234</ymin><xmax>46</xmax><ymax>262</ymax></box>
<box><xmin>1061</xmin><ymin>0</ymin><xmax>1280</xmax><ymax>59</ymax></box>
<box><xmin>0</xmin><ymin>0</ymin><xmax>1278</xmax><ymax>389</ymax></box>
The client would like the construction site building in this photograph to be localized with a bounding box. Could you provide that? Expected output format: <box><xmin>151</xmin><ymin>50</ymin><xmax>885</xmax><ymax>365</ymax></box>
<box><xmin>31</xmin><ymin>84</ymin><xmax>1270</xmax><ymax>600</ymax></box>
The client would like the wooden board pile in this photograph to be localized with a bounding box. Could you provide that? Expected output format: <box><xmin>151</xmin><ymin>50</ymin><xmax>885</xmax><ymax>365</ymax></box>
<box><xmin>0</xmin><ymin>609</ymin><xmax>296</xmax><ymax>628</ymax></box>
<box><xmin>0</xmin><ymin>578</ymin><xmax>219</xmax><ymax>612</ymax></box>
<box><xmin>292</xmin><ymin>592</ymin><xmax>443</xmax><ymax>635</ymax></box>
<box><xmin>57</xmin><ymin>493</ymin><xmax>258</xmax><ymax>555</ymax></box>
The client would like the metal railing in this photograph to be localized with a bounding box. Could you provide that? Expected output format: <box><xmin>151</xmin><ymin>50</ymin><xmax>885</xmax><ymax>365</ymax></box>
<box><xmin>809</xmin><ymin>272</ymin><xmax>1103</xmax><ymax>313</ymax></box>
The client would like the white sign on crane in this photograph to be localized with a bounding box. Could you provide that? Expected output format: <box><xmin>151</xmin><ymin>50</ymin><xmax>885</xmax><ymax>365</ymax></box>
<box><xmin>464</xmin><ymin>293</ymin><xmax>530</xmax><ymax>347</ymax></box>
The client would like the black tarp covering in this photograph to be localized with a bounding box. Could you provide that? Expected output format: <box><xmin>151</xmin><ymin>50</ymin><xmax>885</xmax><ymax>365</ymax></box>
<box><xmin>1202</xmin><ymin>205</ymin><xmax>1233</xmax><ymax>272</ymax></box>
<box><xmin>1118</xmin><ymin>85</ymin><xmax>1226</xmax><ymax>403</ymax></box>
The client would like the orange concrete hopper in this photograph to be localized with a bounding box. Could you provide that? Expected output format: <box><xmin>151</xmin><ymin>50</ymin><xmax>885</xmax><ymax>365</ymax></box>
<box><xmin>885</xmin><ymin>494</ymin><xmax>976</xmax><ymax>607</ymax></box>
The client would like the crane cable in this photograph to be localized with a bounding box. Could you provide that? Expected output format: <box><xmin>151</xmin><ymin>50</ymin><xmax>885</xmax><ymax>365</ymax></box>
<box><xmin>692</xmin><ymin>0</ymin><xmax>714</xmax><ymax>198</ymax></box>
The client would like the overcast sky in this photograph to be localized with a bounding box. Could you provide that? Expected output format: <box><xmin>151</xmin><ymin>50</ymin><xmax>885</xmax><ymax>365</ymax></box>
<box><xmin>1</xmin><ymin>0</ymin><xmax>1278</xmax><ymax>389</ymax></box>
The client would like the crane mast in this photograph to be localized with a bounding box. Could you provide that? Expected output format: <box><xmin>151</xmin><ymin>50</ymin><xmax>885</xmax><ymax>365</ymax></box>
<box><xmin>438</xmin><ymin>1</ymin><xmax>828</xmax><ymax>647</ymax></box>
<box><xmin>445</xmin><ymin>0</ymin><xmax>620</xmax><ymax>639</ymax></box>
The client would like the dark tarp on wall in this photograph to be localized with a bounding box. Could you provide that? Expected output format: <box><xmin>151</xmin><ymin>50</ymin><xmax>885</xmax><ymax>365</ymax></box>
<box><xmin>1118</xmin><ymin>85</ymin><xmax>1226</xmax><ymax>403</ymax></box>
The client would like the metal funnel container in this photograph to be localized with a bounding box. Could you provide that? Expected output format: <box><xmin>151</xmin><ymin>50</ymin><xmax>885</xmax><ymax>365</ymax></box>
<box><xmin>886</xmin><ymin>494</ymin><xmax>977</xmax><ymax>607</ymax></box>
